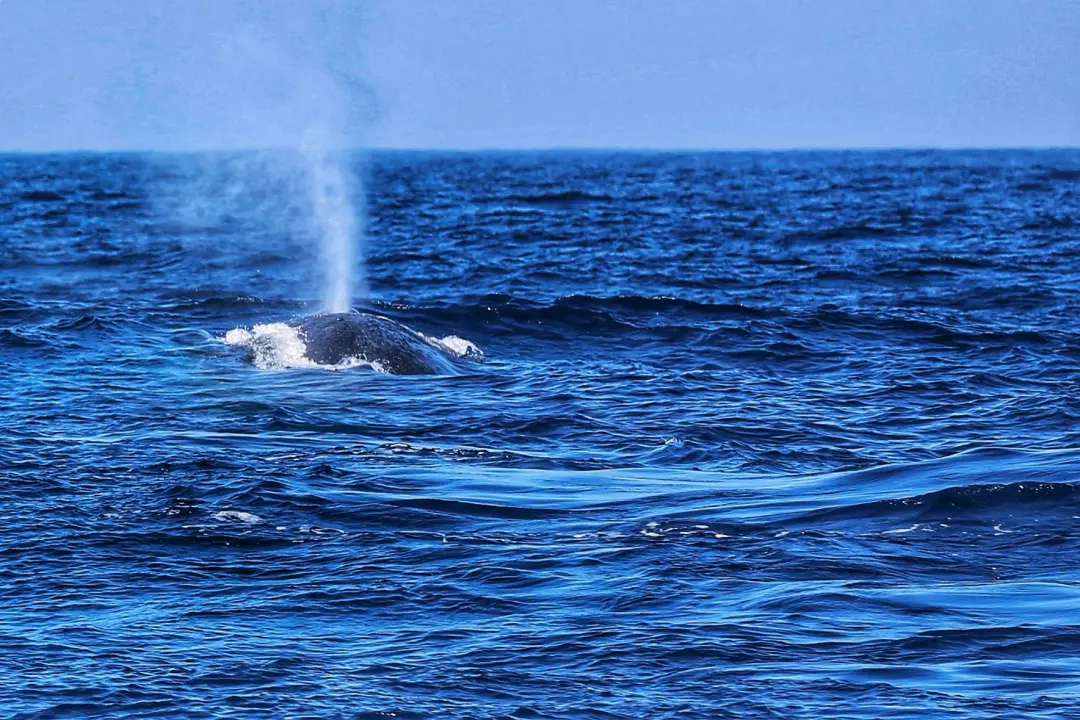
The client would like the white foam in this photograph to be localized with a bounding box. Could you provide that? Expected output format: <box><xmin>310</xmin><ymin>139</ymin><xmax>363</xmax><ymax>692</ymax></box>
<box><xmin>639</xmin><ymin>521</ymin><xmax>732</xmax><ymax>540</ymax></box>
<box><xmin>223</xmin><ymin>327</ymin><xmax>253</xmax><ymax>345</ymax></box>
<box><xmin>213</xmin><ymin>510</ymin><xmax>263</xmax><ymax>524</ymax></box>
<box><xmin>882</xmin><ymin>524</ymin><xmax>921</xmax><ymax>535</ymax></box>
<box><xmin>420</xmin><ymin>333</ymin><xmax>484</xmax><ymax>359</ymax></box>
<box><xmin>223</xmin><ymin>322</ymin><xmax>316</xmax><ymax>370</ymax></box>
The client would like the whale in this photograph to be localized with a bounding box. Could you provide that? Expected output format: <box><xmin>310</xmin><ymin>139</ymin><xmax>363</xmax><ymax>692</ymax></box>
<box><xmin>292</xmin><ymin>312</ymin><xmax>460</xmax><ymax>375</ymax></box>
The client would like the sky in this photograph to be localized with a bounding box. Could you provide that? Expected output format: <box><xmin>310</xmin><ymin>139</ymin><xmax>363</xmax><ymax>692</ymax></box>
<box><xmin>0</xmin><ymin>0</ymin><xmax>1077</xmax><ymax>151</ymax></box>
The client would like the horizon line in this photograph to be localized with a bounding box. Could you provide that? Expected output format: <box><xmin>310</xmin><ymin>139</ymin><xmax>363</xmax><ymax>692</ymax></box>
<box><xmin>1</xmin><ymin>143</ymin><xmax>1078</xmax><ymax>156</ymax></box>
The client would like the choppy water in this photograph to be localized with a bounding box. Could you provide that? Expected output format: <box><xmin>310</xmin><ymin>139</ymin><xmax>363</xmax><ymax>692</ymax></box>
<box><xmin>2</xmin><ymin>149</ymin><xmax>1080</xmax><ymax>719</ymax></box>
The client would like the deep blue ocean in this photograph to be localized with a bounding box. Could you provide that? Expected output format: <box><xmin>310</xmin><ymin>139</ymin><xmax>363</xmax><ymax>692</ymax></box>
<box><xmin>2</xmin><ymin>149</ymin><xmax>1080</xmax><ymax>719</ymax></box>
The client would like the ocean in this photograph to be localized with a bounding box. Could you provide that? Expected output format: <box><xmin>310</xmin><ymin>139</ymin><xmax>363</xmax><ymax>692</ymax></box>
<box><xmin>2</xmin><ymin>149</ymin><xmax>1079</xmax><ymax>718</ymax></box>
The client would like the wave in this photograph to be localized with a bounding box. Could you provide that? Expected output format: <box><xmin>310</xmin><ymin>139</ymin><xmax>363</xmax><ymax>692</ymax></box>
<box><xmin>1020</xmin><ymin>214</ymin><xmax>1077</xmax><ymax>231</ymax></box>
<box><xmin>796</xmin><ymin>479</ymin><xmax>1080</xmax><ymax>530</ymax></box>
<box><xmin>0</xmin><ymin>298</ymin><xmax>34</xmax><ymax>316</ymax></box>
<box><xmin>645</xmin><ymin>448</ymin><xmax>1080</xmax><ymax>533</ymax></box>
<box><xmin>374</xmin><ymin>295</ymin><xmax>1073</xmax><ymax>359</ymax></box>
<box><xmin>776</xmin><ymin>216</ymin><xmax>947</xmax><ymax>245</ymax></box>
<box><xmin>790</xmin><ymin>305</ymin><xmax>1062</xmax><ymax>344</ymax></box>
<box><xmin>417</xmin><ymin>332</ymin><xmax>483</xmax><ymax>359</ymax></box>
<box><xmin>159</xmin><ymin>294</ymin><xmax>308</xmax><ymax>314</ymax></box>
<box><xmin>385</xmin><ymin>294</ymin><xmax>776</xmax><ymax>336</ymax></box>
<box><xmin>47</xmin><ymin>314</ymin><xmax>118</xmax><ymax>332</ymax></box>
<box><xmin>383</xmin><ymin>496</ymin><xmax>565</xmax><ymax>520</ymax></box>
<box><xmin>239</xmin><ymin>448</ymin><xmax>1080</xmax><ymax>538</ymax></box>
<box><xmin>0</xmin><ymin>327</ymin><xmax>49</xmax><ymax>348</ymax></box>
<box><xmin>86</xmin><ymin>190</ymin><xmax>135</xmax><ymax>201</ymax></box>
<box><xmin>1045</xmin><ymin>168</ymin><xmax>1080</xmax><ymax>182</ymax></box>
<box><xmin>101</xmin><ymin>200</ymin><xmax>145</xmax><ymax>213</ymax></box>
<box><xmin>475</xmin><ymin>190</ymin><xmax>617</xmax><ymax>205</ymax></box>
<box><xmin>18</xmin><ymin>189</ymin><xmax>67</xmax><ymax>202</ymax></box>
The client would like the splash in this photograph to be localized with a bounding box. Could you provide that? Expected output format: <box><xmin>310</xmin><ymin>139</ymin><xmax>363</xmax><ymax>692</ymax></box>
<box><xmin>223</xmin><ymin>323</ymin><xmax>316</xmax><ymax>370</ymax></box>
<box><xmin>222</xmin><ymin>322</ymin><xmax>386</xmax><ymax>372</ymax></box>
<box><xmin>418</xmin><ymin>333</ymin><xmax>485</xmax><ymax>359</ymax></box>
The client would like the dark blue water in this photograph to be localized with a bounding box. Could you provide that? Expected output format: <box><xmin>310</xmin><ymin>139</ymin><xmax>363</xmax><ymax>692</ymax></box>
<box><xmin>3</xmin><ymin>149</ymin><xmax>1080</xmax><ymax>718</ymax></box>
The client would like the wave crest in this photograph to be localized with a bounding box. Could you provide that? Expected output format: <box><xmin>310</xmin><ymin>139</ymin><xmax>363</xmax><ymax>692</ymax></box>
<box><xmin>419</xmin><ymin>333</ymin><xmax>484</xmax><ymax>359</ymax></box>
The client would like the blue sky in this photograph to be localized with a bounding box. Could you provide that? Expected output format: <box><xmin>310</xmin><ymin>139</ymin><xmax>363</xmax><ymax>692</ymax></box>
<box><xmin>0</xmin><ymin>0</ymin><xmax>1076</xmax><ymax>151</ymax></box>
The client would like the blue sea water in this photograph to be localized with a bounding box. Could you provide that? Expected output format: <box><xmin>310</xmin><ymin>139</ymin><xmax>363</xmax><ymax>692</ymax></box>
<box><xmin>2</xmin><ymin>149</ymin><xmax>1079</xmax><ymax>718</ymax></box>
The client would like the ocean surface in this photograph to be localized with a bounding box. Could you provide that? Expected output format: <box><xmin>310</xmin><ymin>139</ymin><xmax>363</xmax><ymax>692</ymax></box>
<box><xmin>2</xmin><ymin>149</ymin><xmax>1079</xmax><ymax>719</ymax></box>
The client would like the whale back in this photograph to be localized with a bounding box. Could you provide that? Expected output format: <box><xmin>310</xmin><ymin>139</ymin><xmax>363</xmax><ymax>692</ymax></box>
<box><xmin>295</xmin><ymin>313</ymin><xmax>458</xmax><ymax>375</ymax></box>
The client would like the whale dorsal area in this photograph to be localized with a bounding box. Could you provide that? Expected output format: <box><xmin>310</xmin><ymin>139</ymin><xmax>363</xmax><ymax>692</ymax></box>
<box><xmin>295</xmin><ymin>312</ymin><xmax>459</xmax><ymax>375</ymax></box>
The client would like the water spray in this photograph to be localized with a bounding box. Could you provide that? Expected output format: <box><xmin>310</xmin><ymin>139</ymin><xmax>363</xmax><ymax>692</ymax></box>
<box><xmin>304</xmin><ymin>142</ymin><xmax>362</xmax><ymax>314</ymax></box>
